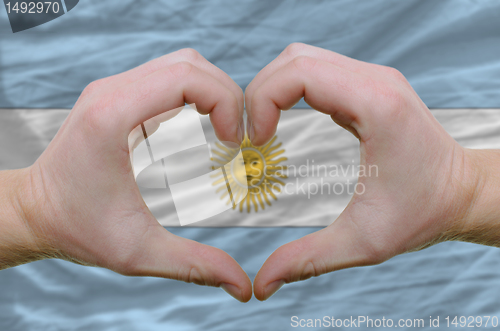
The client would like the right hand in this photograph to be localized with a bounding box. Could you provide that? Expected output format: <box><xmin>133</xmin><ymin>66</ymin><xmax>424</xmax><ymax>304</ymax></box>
<box><xmin>245</xmin><ymin>43</ymin><xmax>483</xmax><ymax>301</ymax></box>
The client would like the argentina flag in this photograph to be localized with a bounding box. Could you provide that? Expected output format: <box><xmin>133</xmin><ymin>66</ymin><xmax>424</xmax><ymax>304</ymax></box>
<box><xmin>2</xmin><ymin>1</ymin><xmax>500</xmax><ymax>330</ymax></box>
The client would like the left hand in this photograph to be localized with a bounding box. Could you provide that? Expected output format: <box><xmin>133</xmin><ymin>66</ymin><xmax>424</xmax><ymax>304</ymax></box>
<box><xmin>245</xmin><ymin>43</ymin><xmax>481</xmax><ymax>301</ymax></box>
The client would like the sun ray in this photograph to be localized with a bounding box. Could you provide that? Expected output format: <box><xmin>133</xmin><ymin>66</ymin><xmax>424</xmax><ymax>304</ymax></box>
<box><xmin>256</xmin><ymin>192</ymin><xmax>265</xmax><ymax>210</ymax></box>
<box><xmin>211</xmin><ymin>150</ymin><xmax>233</xmax><ymax>162</ymax></box>
<box><xmin>246</xmin><ymin>193</ymin><xmax>251</xmax><ymax>213</ymax></box>
<box><xmin>261</xmin><ymin>136</ymin><xmax>278</xmax><ymax>154</ymax></box>
<box><xmin>233</xmin><ymin>189</ymin><xmax>243</xmax><ymax>209</ymax></box>
<box><xmin>220</xmin><ymin>190</ymin><xmax>229</xmax><ymax>199</ymax></box>
<box><xmin>267</xmin><ymin>150</ymin><xmax>286</xmax><ymax>159</ymax></box>
<box><xmin>210</xmin><ymin>157</ymin><xmax>227</xmax><ymax>167</ymax></box>
<box><xmin>215</xmin><ymin>185</ymin><xmax>227</xmax><ymax>193</ymax></box>
<box><xmin>263</xmin><ymin>142</ymin><xmax>283</xmax><ymax>157</ymax></box>
<box><xmin>250</xmin><ymin>194</ymin><xmax>258</xmax><ymax>212</ymax></box>
<box><xmin>214</xmin><ymin>142</ymin><xmax>234</xmax><ymax>154</ymax></box>
<box><xmin>263</xmin><ymin>181</ymin><xmax>278</xmax><ymax>200</ymax></box>
<box><xmin>212</xmin><ymin>177</ymin><xmax>226</xmax><ymax>186</ymax></box>
<box><xmin>268</xmin><ymin>176</ymin><xmax>285</xmax><ymax>186</ymax></box>
<box><xmin>267</xmin><ymin>157</ymin><xmax>288</xmax><ymax>165</ymax></box>
<box><xmin>262</xmin><ymin>188</ymin><xmax>272</xmax><ymax>206</ymax></box>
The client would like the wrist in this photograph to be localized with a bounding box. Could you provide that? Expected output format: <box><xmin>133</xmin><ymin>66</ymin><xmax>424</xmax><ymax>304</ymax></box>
<box><xmin>449</xmin><ymin>148</ymin><xmax>500</xmax><ymax>246</ymax></box>
<box><xmin>0</xmin><ymin>167</ymin><xmax>46</xmax><ymax>269</ymax></box>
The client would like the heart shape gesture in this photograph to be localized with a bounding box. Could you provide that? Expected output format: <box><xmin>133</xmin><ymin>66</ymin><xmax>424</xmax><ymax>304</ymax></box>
<box><xmin>1</xmin><ymin>44</ymin><xmax>497</xmax><ymax>302</ymax></box>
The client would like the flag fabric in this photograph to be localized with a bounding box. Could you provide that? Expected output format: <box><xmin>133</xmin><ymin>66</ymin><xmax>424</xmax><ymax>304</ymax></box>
<box><xmin>133</xmin><ymin>107</ymin><xmax>500</xmax><ymax>227</ymax></box>
<box><xmin>133</xmin><ymin>105</ymin><xmax>360</xmax><ymax>227</ymax></box>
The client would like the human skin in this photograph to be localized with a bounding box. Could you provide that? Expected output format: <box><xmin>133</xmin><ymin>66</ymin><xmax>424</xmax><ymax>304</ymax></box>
<box><xmin>245</xmin><ymin>43</ymin><xmax>500</xmax><ymax>300</ymax></box>
<box><xmin>0</xmin><ymin>49</ymin><xmax>252</xmax><ymax>302</ymax></box>
<box><xmin>1</xmin><ymin>44</ymin><xmax>499</xmax><ymax>303</ymax></box>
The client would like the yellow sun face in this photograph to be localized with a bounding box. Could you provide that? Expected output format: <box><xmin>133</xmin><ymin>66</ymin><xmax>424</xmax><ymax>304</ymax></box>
<box><xmin>211</xmin><ymin>135</ymin><xmax>287</xmax><ymax>213</ymax></box>
<box><xmin>242</xmin><ymin>149</ymin><xmax>265</xmax><ymax>187</ymax></box>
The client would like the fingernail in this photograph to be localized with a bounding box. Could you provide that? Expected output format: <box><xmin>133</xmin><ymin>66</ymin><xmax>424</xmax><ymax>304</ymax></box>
<box><xmin>247</xmin><ymin>117</ymin><xmax>255</xmax><ymax>143</ymax></box>
<box><xmin>263</xmin><ymin>280</ymin><xmax>285</xmax><ymax>300</ymax></box>
<box><xmin>237</xmin><ymin>118</ymin><xmax>245</xmax><ymax>144</ymax></box>
<box><xmin>220</xmin><ymin>283</ymin><xmax>243</xmax><ymax>302</ymax></box>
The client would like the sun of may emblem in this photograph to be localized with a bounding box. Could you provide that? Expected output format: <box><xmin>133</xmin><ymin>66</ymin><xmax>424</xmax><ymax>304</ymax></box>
<box><xmin>211</xmin><ymin>135</ymin><xmax>288</xmax><ymax>213</ymax></box>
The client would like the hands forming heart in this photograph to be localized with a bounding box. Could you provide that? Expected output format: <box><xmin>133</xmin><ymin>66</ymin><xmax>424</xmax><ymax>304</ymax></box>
<box><xmin>2</xmin><ymin>43</ymin><xmax>497</xmax><ymax>302</ymax></box>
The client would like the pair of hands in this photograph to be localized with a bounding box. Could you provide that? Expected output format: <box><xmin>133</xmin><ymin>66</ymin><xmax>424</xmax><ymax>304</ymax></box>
<box><xmin>13</xmin><ymin>43</ymin><xmax>483</xmax><ymax>302</ymax></box>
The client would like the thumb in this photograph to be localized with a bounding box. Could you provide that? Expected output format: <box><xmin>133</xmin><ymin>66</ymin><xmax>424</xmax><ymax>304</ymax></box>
<box><xmin>120</xmin><ymin>225</ymin><xmax>252</xmax><ymax>302</ymax></box>
<box><xmin>253</xmin><ymin>212</ymin><xmax>377</xmax><ymax>301</ymax></box>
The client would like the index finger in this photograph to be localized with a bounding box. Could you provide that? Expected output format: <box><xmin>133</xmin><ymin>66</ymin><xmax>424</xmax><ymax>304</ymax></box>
<box><xmin>247</xmin><ymin>56</ymin><xmax>375</xmax><ymax>146</ymax></box>
<box><xmin>245</xmin><ymin>43</ymin><xmax>378</xmax><ymax>112</ymax></box>
<box><xmin>90</xmin><ymin>49</ymin><xmax>244</xmax><ymax>116</ymax></box>
<box><xmin>82</xmin><ymin>62</ymin><xmax>243</xmax><ymax>146</ymax></box>
<box><xmin>117</xmin><ymin>49</ymin><xmax>245</xmax><ymax>115</ymax></box>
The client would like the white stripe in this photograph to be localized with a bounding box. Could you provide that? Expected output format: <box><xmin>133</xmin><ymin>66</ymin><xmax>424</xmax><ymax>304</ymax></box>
<box><xmin>1</xmin><ymin>108</ymin><xmax>500</xmax><ymax>226</ymax></box>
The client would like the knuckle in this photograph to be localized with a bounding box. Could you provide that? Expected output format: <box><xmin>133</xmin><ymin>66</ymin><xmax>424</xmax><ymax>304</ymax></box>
<box><xmin>235</xmin><ymin>84</ymin><xmax>244</xmax><ymax>98</ymax></box>
<box><xmin>281</xmin><ymin>236</ymin><xmax>326</xmax><ymax>282</ymax></box>
<box><xmin>176</xmin><ymin>47</ymin><xmax>200</xmax><ymax>62</ymax></box>
<box><xmin>299</xmin><ymin>260</ymin><xmax>321</xmax><ymax>281</ymax></box>
<box><xmin>366</xmin><ymin>80</ymin><xmax>407</xmax><ymax>119</ymax></box>
<box><xmin>284</xmin><ymin>42</ymin><xmax>308</xmax><ymax>57</ymax></box>
<box><xmin>292</xmin><ymin>55</ymin><xmax>318</xmax><ymax>72</ymax></box>
<box><xmin>81</xmin><ymin>78</ymin><xmax>108</xmax><ymax>99</ymax></box>
<box><xmin>381</xmin><ymin>92</ymin><xmax>406</xmax><ymax>118</ymax></box>
<box><xmin>186</xmin><ymin>267</ymin><xmax>205</xmax><ymax>285</ymax></box>
<box><xmin>167</xmin><ymin>61</ymin><xmax>194</xmax><ymax>80</ymax></box>
<box><xmin>382</xmin><ymin>66</ymin><xmax>406</xmax><ymax>82</ymax></box>
<box><xmin>379</xmin><ymin>84</ymin><xmax>404</xmax><ymax>107</ymax></box>
<box><xmin>82</xmin><ymin>91</ymin><xmax>120</xmax><ymax>132</ymax></box>
<box><xmin>176</xmin><ymin>264</ymin><xmax>209</xmax><ymax>286</ymax></box>
<box><xmin>175</xmin><ymin>243</ymin><xmax>215</xmax><ymax>286</ymax></box>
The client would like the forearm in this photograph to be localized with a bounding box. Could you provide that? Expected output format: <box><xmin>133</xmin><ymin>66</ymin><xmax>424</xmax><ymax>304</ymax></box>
<box><xmin>0</xmin><ymin>168</ymin><xmax>44</xmax><ymax>269</ymax></box>
<box><xmin>453</xmin><ymin>149</ymin><xmax>500</xmax><ymax>247</ymax></box>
